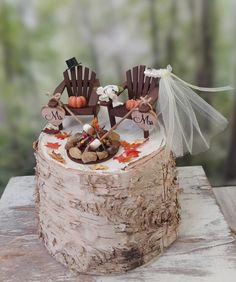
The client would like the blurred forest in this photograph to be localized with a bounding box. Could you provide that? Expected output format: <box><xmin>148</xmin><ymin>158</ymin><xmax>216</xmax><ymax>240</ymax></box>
<box><xmin>0</xmin><ymin>0</ymin><xmax>236</xmax><ymax>196</ymax></box>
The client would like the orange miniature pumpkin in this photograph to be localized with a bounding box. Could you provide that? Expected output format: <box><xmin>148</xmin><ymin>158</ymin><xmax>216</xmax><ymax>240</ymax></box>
<box><xmin>126</xmin><ymin>99</ymin><xmax>140</xmax><ymax>111</ymax></box>
<box><xmin>68</xmin><ymin>96</ymin><xmax>87</xmax><ymax>108</ymax></box>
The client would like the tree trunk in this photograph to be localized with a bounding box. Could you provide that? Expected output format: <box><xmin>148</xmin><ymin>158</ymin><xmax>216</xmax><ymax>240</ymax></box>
<box><xmin>79</xmin><ymin>2</ymin><xmax>100</xmax><ymax>73</ymax></box>
<box><xmin>165</xmin><ymin>0</ymin><xmax>177</xmax><ymax>65</ymax></box>
<box><xmin>195</xmin><ymin>0</ymin><xmax>215</xmax><ymax>134</ymax></box>
<box><xmin>107</xmin><ymin>1</ymin><xmax>124</xmax><ymax>83</ymax></box>
<box><xmin>224</xmin><ymin>1</ymin><xmax>236</xmax><ymax>182</ymax></box>
<box><xmin>148</xmin><ymin>0</ymin><xmax>160</xmax><ymax>67</ymax></box>
<box><xmin>224</xmin><ymin>92</ymin><xmax>236</xmax><ymax>181</ymax></box>
<box><xmin>187</xmin><ymin>0</ymin><xmax>201</xmax><ymax>69</ymax></box>
<box><xmin>196</xmin><ymin>0</ymin><xmax>215</xmax><ymax>95</ymax></box>
<box><xmin>0</xmin><ymin>3</ymin><xmax>14</xmax><ymax>82</ymax></box>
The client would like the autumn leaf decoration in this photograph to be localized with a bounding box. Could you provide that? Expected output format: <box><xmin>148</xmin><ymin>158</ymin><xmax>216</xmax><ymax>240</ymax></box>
<box><xmin>54</xmin><ymin>131</ymin><xmax>71</xmax><ymax>140</ymax></box>
<box><xmin>49</xmin><ymin>151</ymin><xmax>66</xmax><ymax>164</ymax></box>
<box><xmin>42</xmin><ymin>128</ymin><xmax>60</xmax><ymax>135</ymax></box>
<box><xmin>114</xmin><ymin>139</ymin><xmax>147</xmax><ymax>163</ymax></box>
<box><xmin>45</xmin><ymin>142</ymin><xmax>61</xmax><ymax>149</ymax></box>
<box><xmin>90</xmin><ymin>164</ymin><xmax>109</xmax><ymax>170</ymax></box>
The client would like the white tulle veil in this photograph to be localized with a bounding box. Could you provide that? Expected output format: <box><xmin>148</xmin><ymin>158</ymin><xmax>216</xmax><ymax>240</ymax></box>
<box><xmin>144</xmin><ymin>65</ymin><xmax>233</xmax><ymax>159</ymax></box>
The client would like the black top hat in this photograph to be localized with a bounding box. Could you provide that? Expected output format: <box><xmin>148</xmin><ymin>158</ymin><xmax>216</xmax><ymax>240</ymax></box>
<box><xmin>66</xmin><ymin>57</ymin><xmax>80</xmax><ymax>69</ymax></box>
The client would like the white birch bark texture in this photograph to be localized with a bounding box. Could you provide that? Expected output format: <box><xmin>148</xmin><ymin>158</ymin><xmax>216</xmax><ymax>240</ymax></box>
<box><xmin>35</xmin><ymin>147</ymin><xmax>180</xmax><ymax>274</ymax></box>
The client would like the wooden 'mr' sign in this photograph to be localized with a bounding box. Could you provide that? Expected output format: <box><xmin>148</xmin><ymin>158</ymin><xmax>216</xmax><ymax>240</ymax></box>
<box><xmin>131</xmin><ymin>109</ymin><xmax>157</xmax><ymax>131</ymax></box>
<box><xmin>41</xmin><ymin>105</ymin><xmax>65</xmax><ymax>126</ymax></box>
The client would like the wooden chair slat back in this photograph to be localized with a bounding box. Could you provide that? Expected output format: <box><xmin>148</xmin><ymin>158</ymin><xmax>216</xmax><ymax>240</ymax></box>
<box><xmin>149</xmin><ymin>77</ymin><xmax>158</xmax><ymax>93</ymax></box>
<box><xmin>137</xmin><ymin>65</ymin><xmax>145</xmax><ymax>98</ymax></box>
<box><xmin>132</xmin><ymin>66</ymin><xmax>139</xmax><ymax>98</ymax></box>
<box><xmin>77</xmin><ymin>65</ymin><xmax>83</xmax><ymax>95</ymax></box>
<box><xmin>83</xmin><ymin>67</ymin><xmax>89</xmax><ymax>97</ymax></box>
<box><xmin>126</xmin><ymin>65</ymin><xmax>158</xmax><ymax>99</ymax></box>
<box><xmin>63</xmin><ymin>65</ymin><xmax>97</xmax><ymax>100</ymax></box>
<box><xmin>70</xmin><ymin>67</ymin><xmax>77</xmax><ymax>96</ymax></box>
<box><xmin>142</xmin><ymin>76</ymin><xmax>151</xmax><ymax>96</ymax></box>
<box><xmin>126</xmin><ymin>70</ymin><xmax>133</xmax><ymax>99</ymax></box>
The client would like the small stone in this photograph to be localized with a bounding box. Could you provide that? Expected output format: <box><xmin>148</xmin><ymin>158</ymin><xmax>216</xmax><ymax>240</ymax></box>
<box><xmin>111</xmin><ymin>140</ymin><xmax>120</xmax><ymax>148</ymax></box>
<box><xmin>82</xmin><ymin>151</ymin><xmax>97</xmax><ymax>163</ymax></box>
<box><xmin>107</xmin><ymin>145</ymin><xmax>119</xmax><ymax>155</ymax></box>
<box><xmin>108</xmin><ymin>131</ymin><xmax>120</xmax><ymax>141</ymax></box>
<box><xmin>65</xmin><ymin>140</ymin><xmax>74</xmax><ymax>150</ymax></box>
<box><xmin>97</xmin><ymin>151</ymin><xmax>109</xmax><ymax>160</ymax></box>
<box><xmin>65</xmin><ymin>133</ymin><xmax>83</xmax><ymax>150</ymax></box>
<box><xmin>74</xmin><ymin>132</ymin><xmax>83</xmax><ymax>139</ymax></box>
<box><xmin>69</xmin><ymin>147</ymin><xmax>82</xmax><ymax>159</ymax></box>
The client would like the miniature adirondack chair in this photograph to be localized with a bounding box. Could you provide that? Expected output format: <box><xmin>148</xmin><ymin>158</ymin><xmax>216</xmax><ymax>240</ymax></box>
<box><xmin>53</xmin><ymin>58</ymin><xmax>100</xmax><ymax>129</ymax></box>
<box><xmin>105</xmin><ymin>65</ymin><xmax>159</xmax><ymax>130</ymax></box>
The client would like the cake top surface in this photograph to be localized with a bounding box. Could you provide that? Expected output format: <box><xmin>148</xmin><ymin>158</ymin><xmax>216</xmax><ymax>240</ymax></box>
<box><xmin>38</xmin><ymin>110</ymin><xmax>165</xmax><ymax>173</ymax></box>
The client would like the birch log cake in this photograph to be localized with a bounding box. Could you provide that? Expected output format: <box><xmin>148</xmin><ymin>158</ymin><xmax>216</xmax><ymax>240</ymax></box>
<box><xmin>34</xmin><ymin>115</ymin><xmax>181</xmax><ymax>275</ymax></box>
<box><xmin>33</xmin><ymin>56</ymin><xmax>230</xmax><ymax>275</ymax></box>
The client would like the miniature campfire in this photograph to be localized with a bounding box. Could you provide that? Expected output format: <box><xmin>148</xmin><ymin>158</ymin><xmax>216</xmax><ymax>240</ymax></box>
<box><xmin>65</xmin><ymin>121</ymin><xmax>120</xmax><ymax>164</ymax></box>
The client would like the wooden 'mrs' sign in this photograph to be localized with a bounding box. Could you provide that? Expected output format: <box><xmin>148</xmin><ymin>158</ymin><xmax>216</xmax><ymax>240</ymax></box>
<box><xmin>131</xmin><ymin>109</ymin><xmax>157</xmax><ymax>131</ymax></box>
<box><xmin>41</xmin><ymin>106</ymin><xmax>65</xmax><ymax>126</ymax></box>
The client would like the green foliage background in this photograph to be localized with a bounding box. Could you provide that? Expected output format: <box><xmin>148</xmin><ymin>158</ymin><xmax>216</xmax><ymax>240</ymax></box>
<box><xmin>0</xmin><ymin>0</ymin><xmax>235</xmax><ymax>196</ymax></box>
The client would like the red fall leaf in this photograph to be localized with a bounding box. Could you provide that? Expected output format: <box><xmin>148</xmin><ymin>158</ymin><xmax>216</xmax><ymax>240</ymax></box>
<box><xmin>114</xmin><ymin>139</ymin><xmax>145</xmax><ymax>163</ymax></box>
<box><xmin>45</xmin><ymin>142</ymin><xmax>61</xmax><ymax>149</ymax></box>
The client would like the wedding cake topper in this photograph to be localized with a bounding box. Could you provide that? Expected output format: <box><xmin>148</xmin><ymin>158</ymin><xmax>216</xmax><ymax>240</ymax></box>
<box><xmin>40</xmin><ymin>58</ymin><xmax>233</xmax><ymax>165</ymax></box>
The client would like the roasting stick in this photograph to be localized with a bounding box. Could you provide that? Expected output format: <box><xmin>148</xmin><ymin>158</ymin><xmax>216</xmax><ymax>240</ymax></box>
<box><xmin>48</xmin><ymin>92</ymin><xmax>85</xmax><ymax>126</ymax></box>
<box><xmin>59</xmin><ymin>101</ymin><xmax>84</xmax><ymax>126</ymax></box>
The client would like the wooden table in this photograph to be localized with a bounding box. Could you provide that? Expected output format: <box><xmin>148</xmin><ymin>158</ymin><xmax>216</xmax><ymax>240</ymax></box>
<box><xmin>0</xmin><ymin>166</ymin><xmax>236</xmax><ymax>282</ymax></box>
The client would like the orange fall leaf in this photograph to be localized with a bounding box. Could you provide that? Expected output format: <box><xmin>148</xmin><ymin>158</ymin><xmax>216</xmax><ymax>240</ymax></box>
<box><xmin>54</xmin><ymin>131</ymin><xmax>71</xmax><ymax>140</ymax></box>
<box><xmin>91</xmin><ymin>117</ymin><xmax>100</xmax><ymax>131</ymax></box>
<box><xmin>49</xmin><ymin>151</ymin><xmax>66</xmax><ymax>164</ymax></box>
<box><xmin>114</xmin><ymin>139</ymin><xmax>147</xmax><ymax>163</ymax></box>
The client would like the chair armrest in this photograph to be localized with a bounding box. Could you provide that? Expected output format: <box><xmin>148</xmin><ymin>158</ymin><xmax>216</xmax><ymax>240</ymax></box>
<box><xmin>99</xmin><ymin>100</ymin><xmax>113</xmax><ymax>107</ymax></box>
<box><xmin>53</xmin><ymin>80</ymin><xmax>66</xmax><ymax>95</ymax></box>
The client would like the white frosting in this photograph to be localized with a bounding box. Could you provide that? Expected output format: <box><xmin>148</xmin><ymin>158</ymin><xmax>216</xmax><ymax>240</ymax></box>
<box><xmin>38</xmin><ymin>107</ymin><xmax>165</xmax><ymax>173</ymax></box>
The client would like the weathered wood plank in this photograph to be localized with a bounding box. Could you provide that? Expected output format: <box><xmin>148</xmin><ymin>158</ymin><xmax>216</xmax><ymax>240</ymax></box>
<box><xmin>213</xmin><ymin>186</ymin><xmax>236</xmax><ymax>234</ymax></box>
<box><xmin>0</xmin><ymin>166</ymin><xmax>235</xmax><ymax>282</ymax></box>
